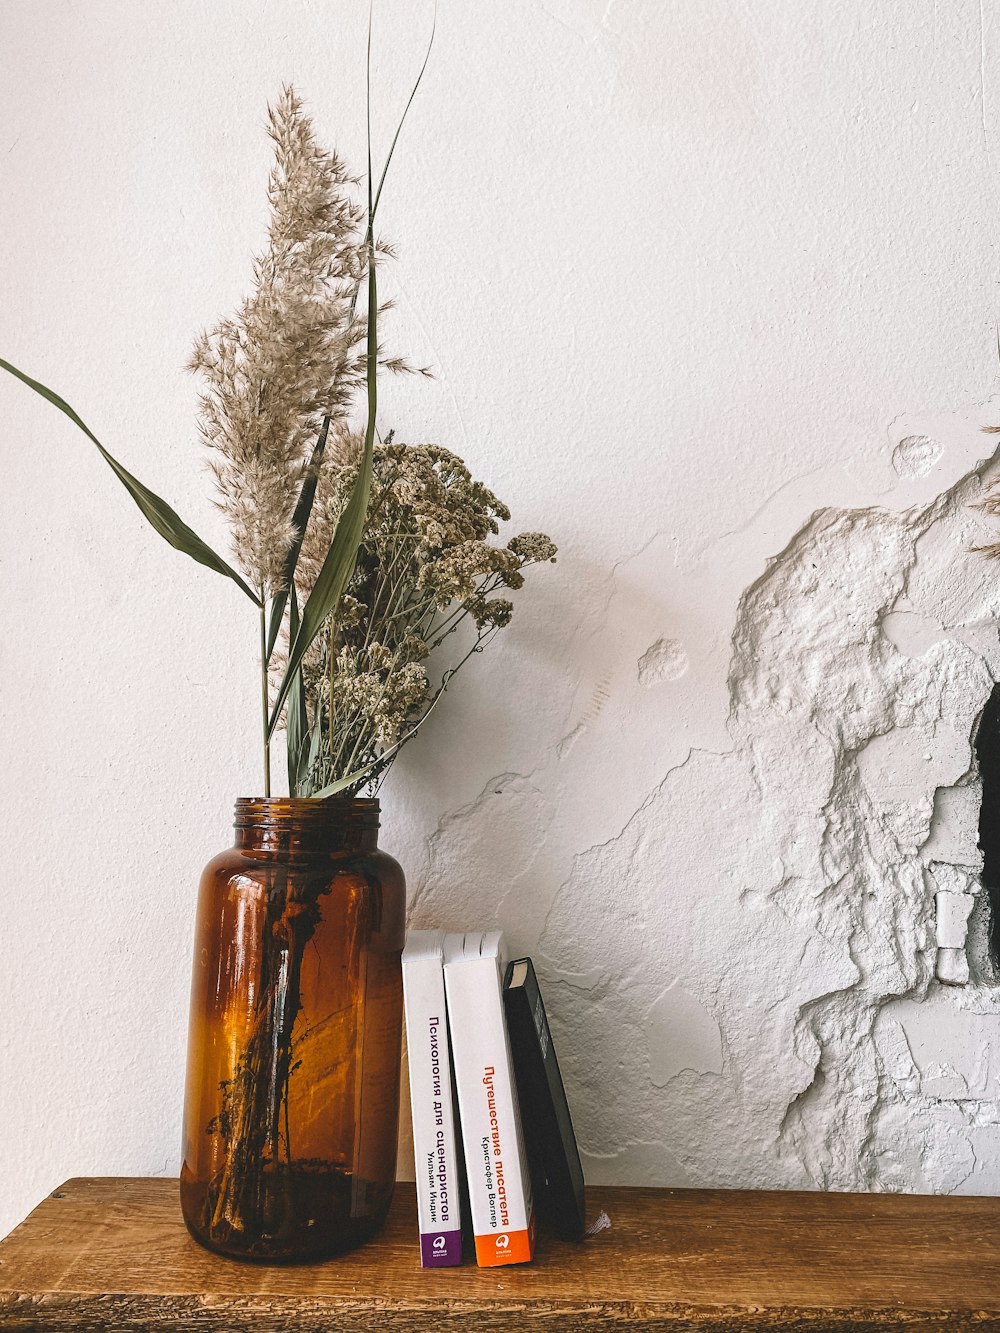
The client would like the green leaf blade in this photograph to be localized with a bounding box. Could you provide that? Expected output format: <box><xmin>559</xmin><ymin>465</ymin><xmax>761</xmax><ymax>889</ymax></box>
<box><xmin>266</xmin><ymin>416</ymin><xmax>331</xmax><ymax>662</ymax></box>
<box><xmin>285</xmin><ymin>584</ymin><xmax>310</xmax><ymax>796</ymax></box>
<box><xmin>0</xmin><ymin>357</ymin><xmax>261</xmax><ymax>606</ymax></box>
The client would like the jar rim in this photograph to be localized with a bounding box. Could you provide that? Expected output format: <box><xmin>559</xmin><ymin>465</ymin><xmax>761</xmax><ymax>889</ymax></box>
<box><xmin>234</xmin><ymin>796</ymin><xmax>380</xmax><ymax>832</ymax></box>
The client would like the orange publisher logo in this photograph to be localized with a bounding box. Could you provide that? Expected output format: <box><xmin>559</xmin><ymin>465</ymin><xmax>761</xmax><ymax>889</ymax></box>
<box><xmin>473</xmin><ymin>1212</ymin><xmax>536</xmax><ymax>1267</ymax></box>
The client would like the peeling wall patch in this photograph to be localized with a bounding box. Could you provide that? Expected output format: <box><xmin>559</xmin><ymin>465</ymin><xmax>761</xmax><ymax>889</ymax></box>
<box><xmin>892</xmin><ymin>435</ymin><xmax>943</xmax><ymax>479</ymax></box>
<box><xmin>647</xmin><ymin>981</ymin><xmax>724</xmax><ymax>1085</ymax></box>
<box><xmin>638</xmin><ymin>637</ymin><xmax>689</xmax><ymax>686</ymax></box>
<box><xmin>539</xmin><ymin>444</ymin><xmax>1000</xmax><ymax>1194</ymax></box>
<box><xmin>880</xmin><ymin>609</ymin><xmax>947</xmax><ymax>658</ymax></box>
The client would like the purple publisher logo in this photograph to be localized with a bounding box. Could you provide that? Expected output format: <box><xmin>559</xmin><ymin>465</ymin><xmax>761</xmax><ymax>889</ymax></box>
<box><xmin>420</xmin><ymin>1229</ymin><xmax>462</xmax><ymax>1267</ymax></box>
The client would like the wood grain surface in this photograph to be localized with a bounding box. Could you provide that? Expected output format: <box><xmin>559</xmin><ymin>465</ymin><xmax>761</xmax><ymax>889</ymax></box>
<box><xmin>2</xmin><ymin>1177</ymin><xmax>1000</xmax><ymax>1330</ymax></box>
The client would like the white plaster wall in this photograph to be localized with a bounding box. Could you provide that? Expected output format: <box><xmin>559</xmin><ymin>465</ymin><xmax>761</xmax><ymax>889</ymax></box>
<box><xmin>4</xmin><ymin>0</ymin><xmax>1000</xmax><ymax>1238</ymax></box>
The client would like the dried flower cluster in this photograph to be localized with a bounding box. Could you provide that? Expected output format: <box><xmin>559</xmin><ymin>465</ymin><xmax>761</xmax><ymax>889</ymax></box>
<box><xmin>290</xmin><ymin>437</ymin><xmax>557</xmax><ymax>794</ymax></box>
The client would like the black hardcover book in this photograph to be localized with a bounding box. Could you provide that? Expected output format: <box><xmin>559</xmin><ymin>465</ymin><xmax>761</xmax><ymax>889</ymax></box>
<box><xmin>503</xmin><ymin>956</ymin><xmax>586</xmax><ymax>1241</ymax></box>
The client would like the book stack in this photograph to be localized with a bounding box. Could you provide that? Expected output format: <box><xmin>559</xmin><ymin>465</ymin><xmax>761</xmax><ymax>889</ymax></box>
<box><xmin>401</xmin><ymin>928</ymin><xmax>585</xmax><ymax>1268</ymax></box>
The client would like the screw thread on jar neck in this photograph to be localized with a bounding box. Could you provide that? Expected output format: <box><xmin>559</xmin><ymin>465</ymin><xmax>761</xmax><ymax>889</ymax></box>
<box><xmin>234</xmin><ymin>797</ymin><xmax>380</xmax><ymax>854</ymax></box>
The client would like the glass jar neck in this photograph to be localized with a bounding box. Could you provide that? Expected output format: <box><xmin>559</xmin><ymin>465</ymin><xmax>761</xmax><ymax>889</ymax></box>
<box><xmin>233</xmin><ymin>797</ymin><xmax>380</xmax><ymax>856</ymax></box>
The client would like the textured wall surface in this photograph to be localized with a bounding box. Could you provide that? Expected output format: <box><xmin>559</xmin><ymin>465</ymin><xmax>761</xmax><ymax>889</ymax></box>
<box><xmin>4</xmin><ymin>0</ymin><xmax>1000</xmax><ymax>1239</ymax></box>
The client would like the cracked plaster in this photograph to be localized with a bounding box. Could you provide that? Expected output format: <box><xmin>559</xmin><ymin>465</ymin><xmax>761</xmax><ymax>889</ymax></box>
<box><xmin>408</xmin><ymin>409</ymin><xmax>1000</xmax><ymax>1193</ymax></box>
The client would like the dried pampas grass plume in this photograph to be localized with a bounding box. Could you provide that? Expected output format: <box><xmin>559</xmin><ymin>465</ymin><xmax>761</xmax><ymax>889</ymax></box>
<box><xmin>188</xmin><ymin>85</ymin><xmax>415</xmax><ymax>596</ymax></box>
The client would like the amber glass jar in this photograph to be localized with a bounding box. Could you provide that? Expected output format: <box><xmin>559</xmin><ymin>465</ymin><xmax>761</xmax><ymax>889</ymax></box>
<box><xmin>180</xmin><ymin>798</ymin><xmax>405</xmax><ymax>1262</ymax></box>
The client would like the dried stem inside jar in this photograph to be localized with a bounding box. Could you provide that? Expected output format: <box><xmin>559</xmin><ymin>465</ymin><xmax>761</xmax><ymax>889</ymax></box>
<box><xmin>200</xmin><ymin>868</ymin><xmax>339</xmax><ymax>1249</ymax></box>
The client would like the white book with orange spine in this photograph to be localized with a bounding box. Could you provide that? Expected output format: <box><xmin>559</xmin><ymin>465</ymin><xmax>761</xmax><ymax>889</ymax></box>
<box><xmin>443</xmin><ymin>931</ymin><xmax>536</xmax><ymax>1267</ymax></box>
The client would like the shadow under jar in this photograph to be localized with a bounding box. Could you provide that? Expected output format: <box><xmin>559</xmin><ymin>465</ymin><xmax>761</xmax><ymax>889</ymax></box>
<box><xmin>180</xmin><ymin>798</ymin><xmax>405</xmax><ymax>1262</ymax></box>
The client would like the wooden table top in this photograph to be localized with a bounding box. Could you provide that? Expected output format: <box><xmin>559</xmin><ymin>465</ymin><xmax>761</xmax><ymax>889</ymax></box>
<box><xmin>1</xmin><ymin>1177</ymin><xmax>999</xmax><ymax>1330</ymax></box>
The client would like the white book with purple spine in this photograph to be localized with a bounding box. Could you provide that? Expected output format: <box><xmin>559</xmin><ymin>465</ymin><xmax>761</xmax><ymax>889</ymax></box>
<box><xmin>401</xmin><ymin>930</ymin><xmax>463</xmax><ymax>1266</ymax></box>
